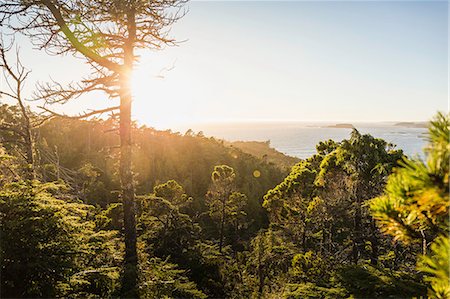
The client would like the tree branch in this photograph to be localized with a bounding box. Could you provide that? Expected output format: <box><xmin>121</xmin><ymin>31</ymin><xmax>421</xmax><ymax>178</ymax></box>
<box><xmin>40</xmin><ymin>0</ymin><xmax>122</xmax><ymax>73</ymax></box>
<box><xmin>0</xmin><ymin>90</ymin><xmax>18</xmax><ymax>99</ymax></box>
<box><xmin>38</xmin><ymin>105</ymin><xmax>120</xmax><ymax>120</ymax></box>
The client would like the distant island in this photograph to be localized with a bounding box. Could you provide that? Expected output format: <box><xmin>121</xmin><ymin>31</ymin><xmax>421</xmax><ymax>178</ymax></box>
<box><xmin>394</xmin><ymin>122</ymin><xmax>428</xmax><ymax>128</ymax></box>
<box><xmin>326</xmin><ymin>123</ymin><xmax>355</xmax><ymax>129</ymax></box>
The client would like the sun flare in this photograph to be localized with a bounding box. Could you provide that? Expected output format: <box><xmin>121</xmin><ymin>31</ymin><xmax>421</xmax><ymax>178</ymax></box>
<box><xmin>130</xmin><ymin>55</ymin><xmax>199</xmax><ymax>129</ymax></box>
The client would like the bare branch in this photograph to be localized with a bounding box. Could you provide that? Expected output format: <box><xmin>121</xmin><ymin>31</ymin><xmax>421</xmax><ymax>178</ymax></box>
<box><xmin>0</xmin><ymin>90</ymin><xmax>18</xmax><ymax>99</ymax></box>
<box><xmin>40</xmin><ymin>0</ymin><xmax>121</xmax><ymax>73</ymax></box>
<box><xmin>34</xmin><ymin>73</ymin><xmax>118</xmax><ymax>105</ymax></box>
<box><xmin>31</xmin><ymin>115</ymin><xmax>54</xmax><ymax>128</ymax></box>
<box><xmin>38</xmin><ymin>105</ymin><xmax>120</xmax><ymax>120</ymax></box>
<box><xmin>103</xmin><ymin>127</ymin><xmax>119</xmax><ymax>133</ymax></box>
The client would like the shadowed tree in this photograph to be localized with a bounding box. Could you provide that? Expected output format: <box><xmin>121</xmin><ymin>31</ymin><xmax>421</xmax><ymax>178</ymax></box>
<box><xmin>0</xmin><ymin>1</ymin><xmax>187</xmax><ymax>296</ymax></box>
<box><xmin>206</xmin><ymin>165</ymin><xmax>248</xmax><ymax>253</ymax></box>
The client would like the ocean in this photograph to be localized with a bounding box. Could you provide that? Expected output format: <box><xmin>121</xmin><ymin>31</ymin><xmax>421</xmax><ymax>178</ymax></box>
<box><xmin>184</xmin><ymin>122</ymin><xmax>428</xmax><ymax>159</ymax></box>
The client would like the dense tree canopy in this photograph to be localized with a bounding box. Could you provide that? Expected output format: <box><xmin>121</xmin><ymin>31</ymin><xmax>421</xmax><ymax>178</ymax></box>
<box><xmin>0</xmin><ymin>104</ymin><xmax>446</xmax><ymax>298</ymax></box>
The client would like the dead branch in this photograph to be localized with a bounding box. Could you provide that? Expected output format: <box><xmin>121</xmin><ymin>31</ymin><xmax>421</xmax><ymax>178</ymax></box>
<box><xmin>38</xmin><ymin>105</ymin><xmax>120</xmax><ymax>120</ymax></box>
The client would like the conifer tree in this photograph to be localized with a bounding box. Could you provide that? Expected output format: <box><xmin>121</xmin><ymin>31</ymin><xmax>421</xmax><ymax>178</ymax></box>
<box><xmin>371</xmin><ymin>112</ymin><xmax>449</xmax><ymax>298</ymax></box>
<box><xmin>1</xmin><ymin>1</ymin><xmax>186</xmax><ymax>296</ymax></box>
<box><xmin>206</xmin><ymin>165</ymin><xmax>248</xmax><ymax>253</ymax></box>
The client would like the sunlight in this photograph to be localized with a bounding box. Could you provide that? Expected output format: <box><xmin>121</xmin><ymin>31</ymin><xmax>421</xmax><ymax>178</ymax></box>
<box><xmin>1</xmin><ymin>1</ymin><xmax>447</xmax><ymax>297</ymax></box>
<box><xmin>130</xmin><ymin>55</ymin><xmax>200</xmax><ymax>129</ymax></box>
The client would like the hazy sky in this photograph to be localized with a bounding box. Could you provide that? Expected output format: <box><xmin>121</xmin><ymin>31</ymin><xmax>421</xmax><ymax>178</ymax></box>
<box><xmin>1</xmin><ymin>1</ymin><xmax>448</xmax><ymax>129</ymax></box>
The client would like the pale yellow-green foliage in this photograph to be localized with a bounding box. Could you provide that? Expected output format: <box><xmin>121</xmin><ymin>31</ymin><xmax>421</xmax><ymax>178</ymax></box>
<box><xmin>370</xmin><ymin>112</ymin><xmax>449</xmax><ymax>298</ymax></box>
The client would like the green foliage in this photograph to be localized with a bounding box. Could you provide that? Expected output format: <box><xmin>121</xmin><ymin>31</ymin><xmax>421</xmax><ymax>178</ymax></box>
<box><xmin>0</xmin><ymin>146</ymin><xmax>21</xmax><ymax>183</ymax></box>
<box><xmin>211</xmin><ymin>164</ymin><xmax>236</xmax><ymax>184</ymax></box>
<box><xmin>316</xmin><ymin>129</ymin><xmax>403</xmax><ymax>189</ymax></box>
<box><xmin>418</xmin><ymin>236</ymin><xmax>450</xmax><ymax>298</ymax></box>
<box><xmin>370</xmin><ymin>159</ymin><xmax>448</xmax><ymax>242</ymax></box>
<box><xmin>139</xmin><ymin>255</ymin><xmax>206</xmax><ymax>299</ymax></box>
<box><xmin>139</xmin><ymin>180</ymin><xmax>228</xmax><ymax>298</ymax></box>
<box><xmin>264</xmin><ymin>130</ymin><xmax>403</xmax><ymax>265</ymax></box>
<box><xmin>283</xmin><ymin>283</ymin><xmax>347</xmax><ymax>299</ymax></box>
<box><xmin>371</xmin><ymin>113</ymin><xmax>449</xmax><ymax>243</ymax></box>
<box><xmin>0</xmin><ymin>181</ymin><xmax>121</xmax><ymax>298</ymax></box>
<box><xmin>245</xmin><ymin>230</ymin><xmax>297</xmax><ymax>297</ymax></box>
<box><xmin>336</xmin><ymin>263</ymin><xmax>426</xmax><ymax>298</ymax></box>
<box><xmin>370</xmin><ymin>112</ymin><xmax>450</xmax><ymax>298</ymax></box>
<box><xmin>35</xmin><ymin>114</ymin><xmax>285</xmax><ymax>232</ymax></box>
<box><xmin>77</xmin><ymin>163</ymin><xmax>111</xmax><ymax>207</ymax></box>
<box><xmin>290</xmin><ymin>251</ymin><xmax>328</xmax><ymax>283</ymax></box>
<box><xmin>153</xmin><ymin>179</ymin><xmax>192</xmax><ymax>207</ymax></box>
<box><xmin>426</xmin><ymin>112</ymin><xmax>450</xmax><ymax>178</ymax></box>
<box><xmin>2</xmin><ymin>103</ymin><xmax>445</xmax><ymax>298</ymax></box>
<box><xmin>263</xmin><ymin>160</ymin><xmax>316</xmax><ymax>223</ymax></box>
<box><xmin>226</xmin><ymin>140</ymin><xmax>300</xmax><ymax>170</ymax></box>
<box><xmin>0</xmin><ymin>104</ymin><xmax>34</xmax><ymax>172</ymax></box>
<box><xmin>206</xmin><ymin>165</ymin><xmax>249</xmax><ymax>251</ymax></box>
<box><xmin>259</xmin><ymin>130</ymin><xmax>419</xmax><ymax>298</ymax></box>
<box><xmin>140</xmin><ymin>189</ymin><xmax>201</xmax><ymax>261</ymax></box>
<box><xmin>95</xmin><ymin>202</ymin><xmax>123</xmax><ymax>231</ymax></box>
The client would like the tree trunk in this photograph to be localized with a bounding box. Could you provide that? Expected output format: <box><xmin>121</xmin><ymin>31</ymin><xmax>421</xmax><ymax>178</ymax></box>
<box><xmin>257</xmin><ymin>259</ymin><xmax>264</xmax><ymax>297</ymax></box>
<box><xmin>16</xmin><ymin>82</ymin><xmax>35</xmax><ymax>180</ymax></box>
<box><xmin>55</xmin><ymin>146</ymin><xmax>60</xmax><ymax>181</ymax></box>
<box><xmin>257</xmin><ymin>235</ymin><xmax>265</xmax><ymax>298</ymax></box>
<box><xmin>352</xmin><ymin>201</ymin><xmax>361</xmax><ymax>264</ymax></box>
<box><xmin>120</xmin><ymin>8</ymin><xmax>138</xmax><ymax>298</ymax></box>
<box><xmin>370</xmin><ymin>220</ymin><xmax>379</xmax><ymax>266</ymax></box>
<box><xmin>219</xmin><ymin>200</ymin><xmax>225</xmax><ymax>253</ymax></box>
<box><xmin>302</xmin><ymin>231</ymin><xmax>307</xmax><ymax>251</ymax></box>
<box><xmin>420</xmin><ymin>230</ymin><xmax>427</xmax><ymax>255</ymax></box>
<box><xmin>23</xmin><ymin>122</ymin><xmax>34</xmax><ymax>180</ymax></box>
<box><xmin>329</xmin><ymin>223</ymin><xmax>333</xmax><ymax>253</ymax></box>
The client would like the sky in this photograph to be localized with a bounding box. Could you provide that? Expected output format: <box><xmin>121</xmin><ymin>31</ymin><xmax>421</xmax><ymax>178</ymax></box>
<box><xmin>1</xmin><ymin>0</ymin><xmax>448</xmax><ymax>129</ymax></box>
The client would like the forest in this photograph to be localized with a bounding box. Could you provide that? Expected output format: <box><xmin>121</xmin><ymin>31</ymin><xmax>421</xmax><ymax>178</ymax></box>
<box><xmin>1</xmin><ymin>104</ymin><xmax>449</xmax><ymax>298</ymax></box>
<box><xmin>0</xmin><ymin>1</ymin><xmax>449</xmax><ymax>298</ymax></box>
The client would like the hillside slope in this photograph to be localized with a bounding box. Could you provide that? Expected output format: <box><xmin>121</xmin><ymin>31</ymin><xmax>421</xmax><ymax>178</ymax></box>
<box><xmin>226</xmin><ymin>140</ymin><xmax>299</xmax><ymax>170</ymax></box>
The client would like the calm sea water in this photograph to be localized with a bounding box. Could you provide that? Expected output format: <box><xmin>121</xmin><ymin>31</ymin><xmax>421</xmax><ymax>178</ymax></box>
<box><xmin>185</xmin><ymin>122</ymin><xmax>427</xmax><ymax>159</ymax></box>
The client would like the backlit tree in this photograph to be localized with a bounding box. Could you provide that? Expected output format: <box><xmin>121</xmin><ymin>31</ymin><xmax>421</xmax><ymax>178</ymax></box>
<box><xmin>1</xmin><ymin>1</ymin><xmax>187</xmax><ymax>296</ymax></box>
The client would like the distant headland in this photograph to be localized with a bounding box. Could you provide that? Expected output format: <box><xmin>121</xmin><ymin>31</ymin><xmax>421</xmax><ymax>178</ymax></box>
<box><xmin>394</xmin><ymin>122</ymin><xmax>428</xmax><ymax>128</ymax></box>
<box><xmin>325</xmin><ymin>123</ymin><xmax>355</xmax><ymax>129</ymax></box>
